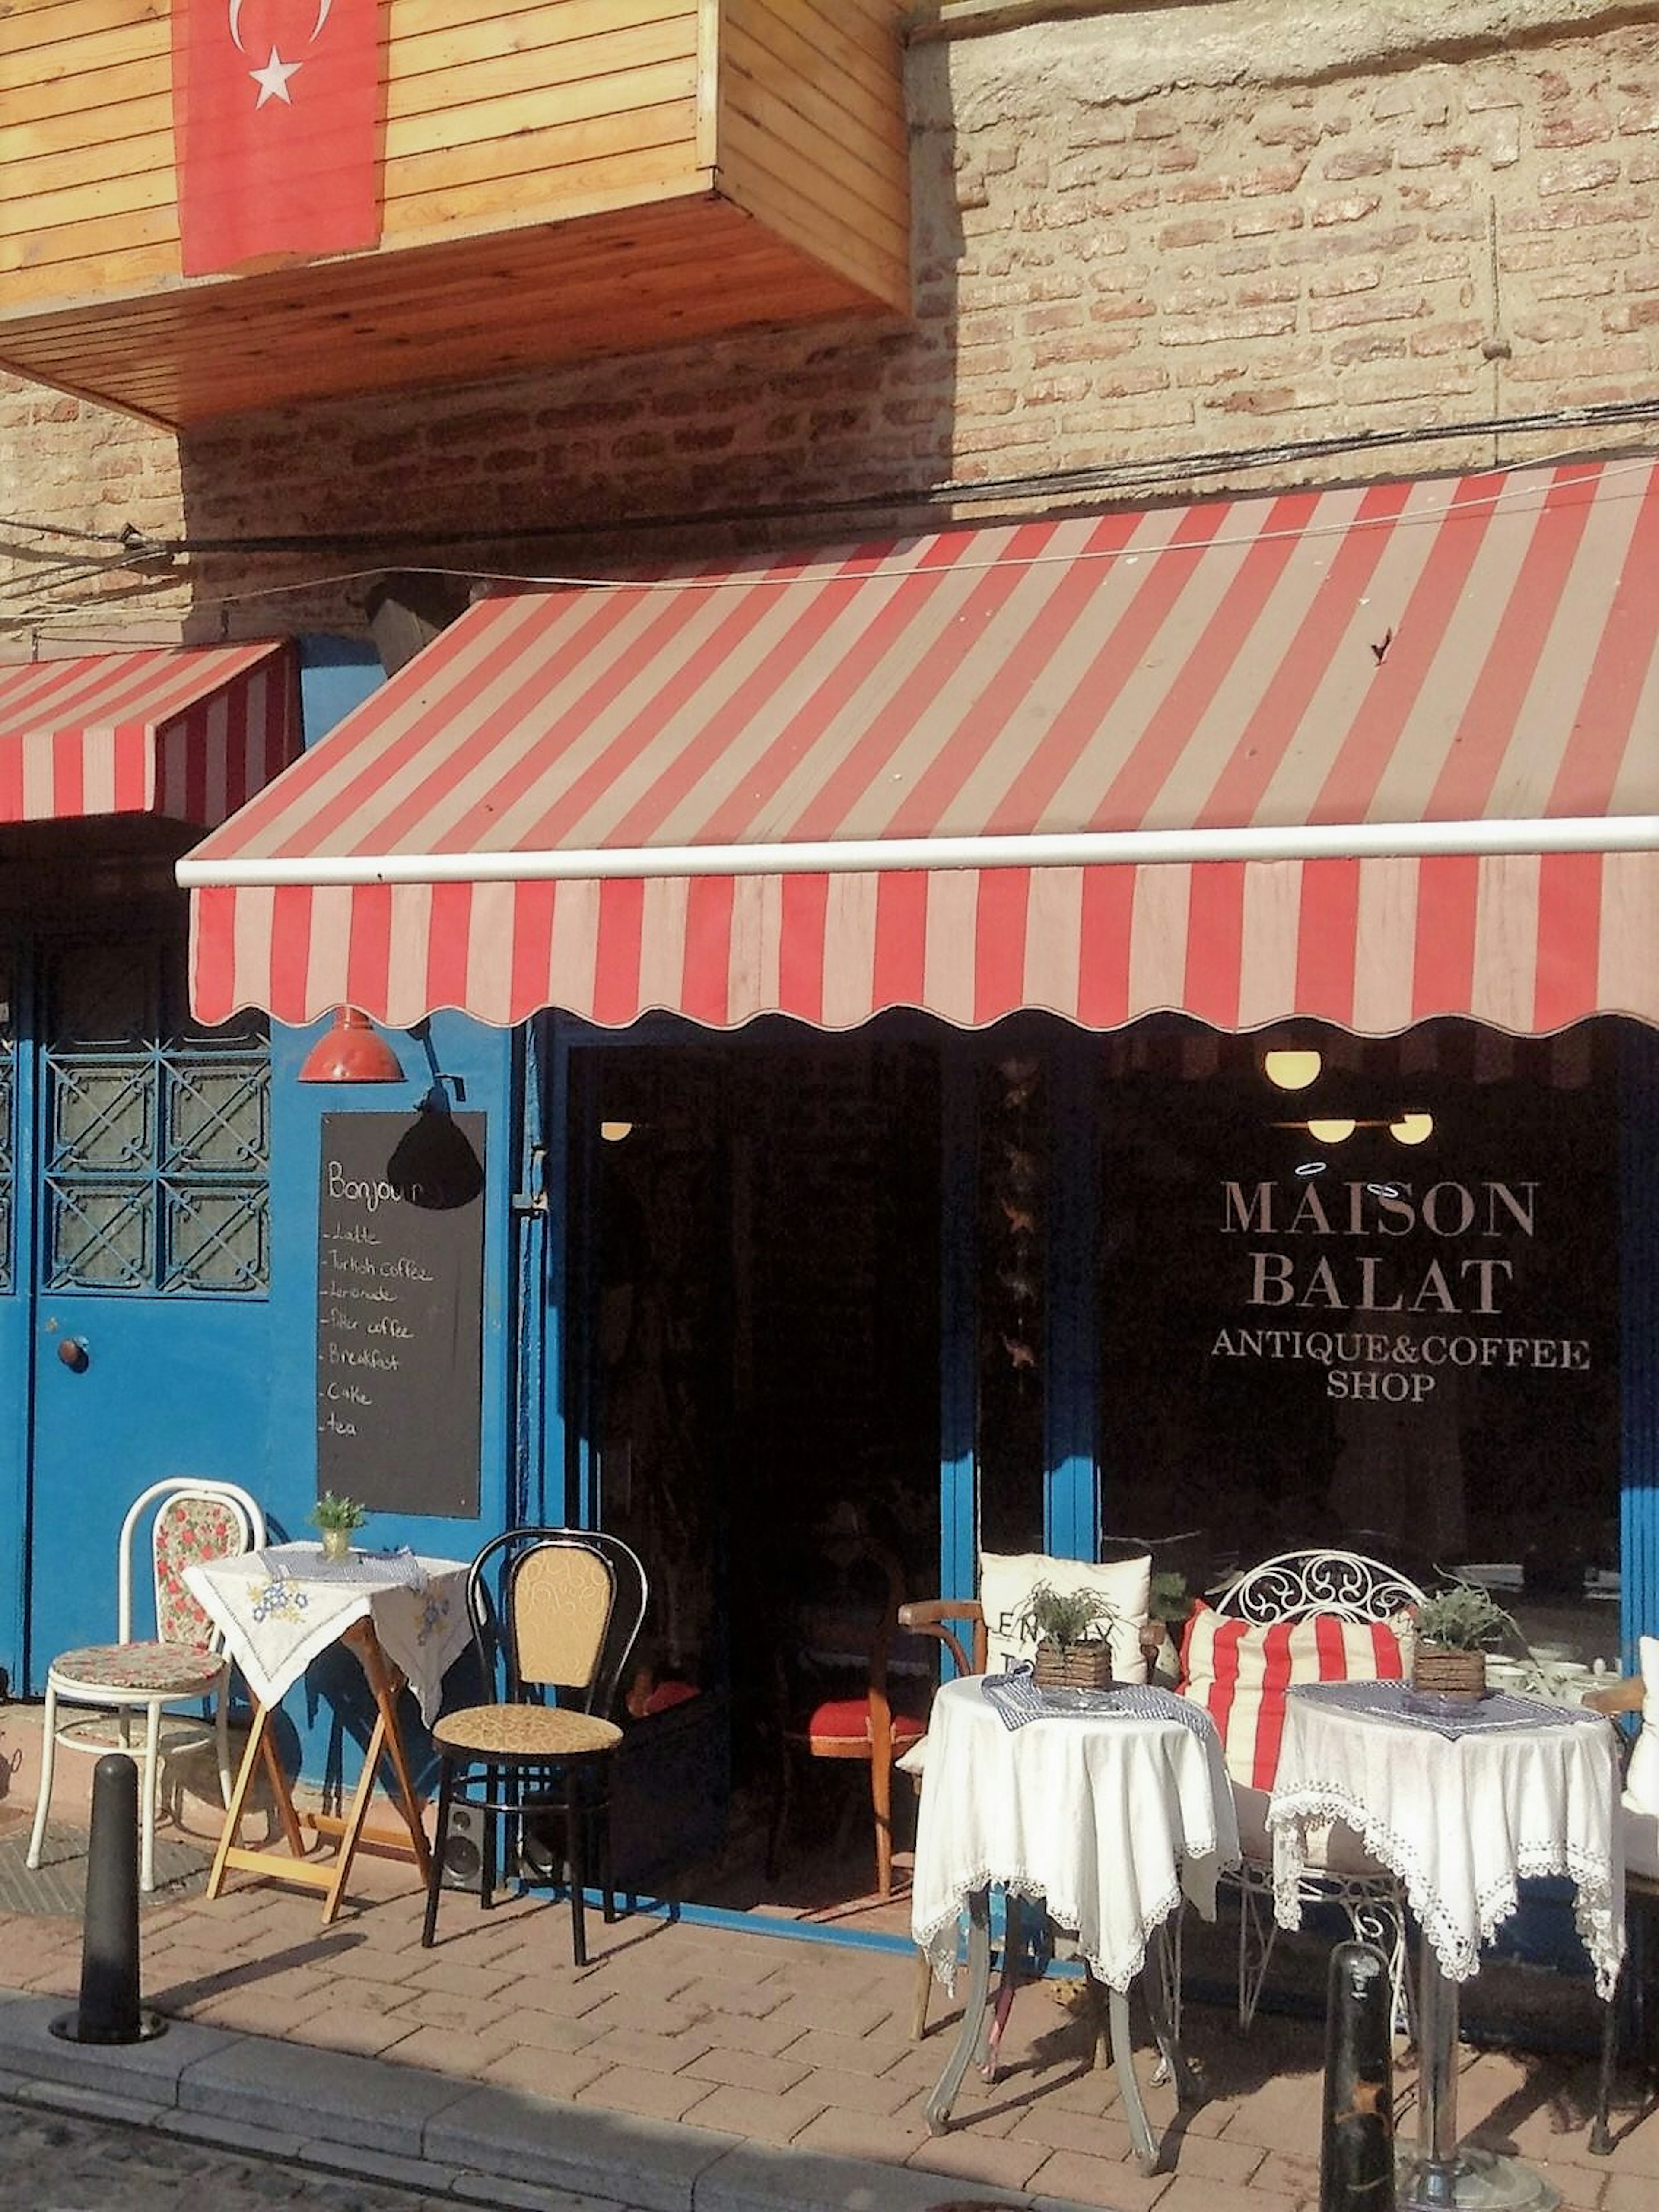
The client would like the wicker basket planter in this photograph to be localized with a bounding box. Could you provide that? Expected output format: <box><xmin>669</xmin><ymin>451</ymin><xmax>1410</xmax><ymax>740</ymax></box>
<box><xmin>1033</xmin><ymin>1638</ymin><xmax>1114</xmax><ymax>1690</ymax></box>
<box><xmin>1411</xmin><ymin>1643</ymin><xmax>1487</xmax><ymax>1701</ymax></box>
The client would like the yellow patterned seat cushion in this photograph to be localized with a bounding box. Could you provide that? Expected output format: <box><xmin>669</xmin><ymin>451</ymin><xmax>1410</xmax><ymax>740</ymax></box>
<box><xmin>432</xmin><ymin>1704</ymin><xmax>621</xmax><ymax>1760</ymax></box>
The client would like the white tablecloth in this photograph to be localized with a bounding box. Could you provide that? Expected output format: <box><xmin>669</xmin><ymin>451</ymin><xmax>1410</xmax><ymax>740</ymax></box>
<box><xmin>1267</xmin><ymin>1681</ymin><xmax>1624</xmax><ymax>1996</ymax></box>
<box><xmin>184</xmin><ymin>1542</ymin><xmax>471</xmax><ymax>1726</ymax></box>
<box><xmin>910</xmin><ymin>1673</ymin><xmax>1240</xmax><ymax>1993</ymax></box>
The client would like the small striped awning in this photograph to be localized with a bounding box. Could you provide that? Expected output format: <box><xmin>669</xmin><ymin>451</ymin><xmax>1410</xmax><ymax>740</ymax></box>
<box><xmin>0</xmin><ymin>642</ymin><xmax>299</xmax><ymax>830</ymax></box>
<box><xmin>181</xmin><ymin>459</ymin><xmax>1659</xmax><ymax>1035</ymax></box>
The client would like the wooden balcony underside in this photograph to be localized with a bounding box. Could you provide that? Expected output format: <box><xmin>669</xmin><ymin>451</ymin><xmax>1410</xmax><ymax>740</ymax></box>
<box><xmin>0</xmin><ymin>194</ymin><xmax>893</xmax><ymax>429</ymax></box>
<box><xmin>0</xmin><ymin>0</ymin><xmax>908</xmax><ymax>428</ymax></box>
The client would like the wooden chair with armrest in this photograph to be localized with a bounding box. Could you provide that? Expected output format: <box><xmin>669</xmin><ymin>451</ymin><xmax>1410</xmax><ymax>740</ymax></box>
<box><xmin>766</xmin><ymin>1517</ymin><xmax>929</xmax><ymax>1904</ymax></box>
<box><xmin>1585</xmin><ymin>1653</ymin><xmax>1659</xmax><ymax>2155</ymax></box>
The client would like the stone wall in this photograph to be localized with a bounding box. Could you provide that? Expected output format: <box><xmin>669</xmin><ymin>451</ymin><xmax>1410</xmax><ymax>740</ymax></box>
<box><xmin>4</xmin><ymin>0</ymin><xmax>1659</xmax><ymax>645</ymax></box>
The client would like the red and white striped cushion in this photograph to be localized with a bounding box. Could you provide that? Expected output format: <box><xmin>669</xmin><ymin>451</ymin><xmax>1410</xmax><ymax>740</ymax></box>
<box><xmin>1179</xmin><ymin>1609</ymin><xmax>1409</xmax><ymax>1792</ymax></box>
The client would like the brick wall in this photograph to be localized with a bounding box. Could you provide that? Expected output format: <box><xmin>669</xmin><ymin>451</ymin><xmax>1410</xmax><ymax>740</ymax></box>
<box><xmin>4</xmin><ymin>3</ymin><xmax>1659</xmax><ymax>643</ymax></box>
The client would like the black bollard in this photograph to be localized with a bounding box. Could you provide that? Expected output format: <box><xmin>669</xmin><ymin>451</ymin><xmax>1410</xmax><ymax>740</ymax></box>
<box><xmin>50</xmin><ymin>1752</ymin><xmax>166</xmax><ymax>2045</ymax></box>
<box><xmin>1320</xmin><ymin>1940</ymin><xmax>1395</xmax><ymax>2212</ymax></box>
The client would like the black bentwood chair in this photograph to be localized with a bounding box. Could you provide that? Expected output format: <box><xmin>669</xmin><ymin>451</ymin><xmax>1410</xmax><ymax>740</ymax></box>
<box><xmin>421</xmin><ymin>1527</ymin><xmax>648</xmax><ymax>1966</ymax></box>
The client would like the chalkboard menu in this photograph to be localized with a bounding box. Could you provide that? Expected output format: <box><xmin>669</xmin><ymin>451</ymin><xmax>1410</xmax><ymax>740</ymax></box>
<box><xmin>316</xmin><ymin>1110</ymin><xmax>486</xmax><ymax>1518</ymax></box>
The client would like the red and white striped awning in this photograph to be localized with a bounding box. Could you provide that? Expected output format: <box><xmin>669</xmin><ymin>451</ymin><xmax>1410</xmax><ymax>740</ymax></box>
<box><xmin>0</xmin><ymin>641</ymin><xmax>299</xmax><ymax>829</ymax></box>
<box><xmin>181</xmin><ymin>460</ymin><xmax>1659</xmax><ymax>1034</ymax></box>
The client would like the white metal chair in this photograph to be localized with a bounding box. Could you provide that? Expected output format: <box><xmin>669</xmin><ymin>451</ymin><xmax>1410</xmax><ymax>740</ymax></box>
<box><xmin>27</xmin><ymin>1476</ymin><xmax>265</xmax><ymax>1891</ymax></box>
<box><xmin>1180</xmin><ymin>1546</ymin><xmax>1426</xmax><ymax>2031</ymax></box>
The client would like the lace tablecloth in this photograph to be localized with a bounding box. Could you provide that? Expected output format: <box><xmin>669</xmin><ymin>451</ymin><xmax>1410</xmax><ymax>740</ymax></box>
<box><xmin>911</xmin><ymin>1672</ymin><xmax>1240</xmax><ymax>1994</ymax></box>
<box><xmin>1267</xmin><ymin>1680</ymin><xmax>1624</xmax><ymax>1995</ymax></box>
<box><xmin>184</xmin><ymin>1541</ymin><xmax>471</xmax><ymax>1725</ymax></box>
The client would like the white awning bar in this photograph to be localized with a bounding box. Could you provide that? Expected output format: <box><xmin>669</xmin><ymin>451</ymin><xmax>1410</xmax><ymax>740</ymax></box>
<box><xmin>177</xmin><ymin>813</ymin><xmax>1659</xmax><ymax>890</ymax></box>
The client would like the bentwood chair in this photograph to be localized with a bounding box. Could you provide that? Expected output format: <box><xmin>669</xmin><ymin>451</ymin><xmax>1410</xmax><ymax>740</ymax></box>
<box><xmin>27</xmin><ymin>1477</ymin><xmax>265</xmax><ymax>1891</ymax></box>
<box><xmin>421</xmin><ymin>1527</ymin><xmax>647</xmax><ymax>1967</ymax></box>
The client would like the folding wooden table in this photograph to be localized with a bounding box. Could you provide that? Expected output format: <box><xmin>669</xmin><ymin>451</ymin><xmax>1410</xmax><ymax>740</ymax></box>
<box><xmin>184</xmin><ymin>1543</ymin><xmax>471</xmax><ymax>1923</ymax></box>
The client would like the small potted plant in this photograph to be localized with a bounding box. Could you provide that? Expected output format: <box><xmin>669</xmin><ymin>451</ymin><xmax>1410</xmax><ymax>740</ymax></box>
<box><xmin>308</xmin><ymin>1490</ymin><xmax>368</xmax><ymax>1562</ymax></box>
<box><xmin>1399</xmin><ymin>1580</ymin><xmax>1519</xmax><ymax>1702</ymax></box>
<box><xmin>1014</xmin><ymin>1581</ymin><xmax>1116</xmax><ymax>1690</ymax></box>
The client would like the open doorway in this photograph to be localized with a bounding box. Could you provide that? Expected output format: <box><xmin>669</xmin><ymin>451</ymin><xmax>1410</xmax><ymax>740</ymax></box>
<box><xmin>566</xmin><ymin>1022</ymin><xmax>942</xmax><ymax>1913</ymax></box>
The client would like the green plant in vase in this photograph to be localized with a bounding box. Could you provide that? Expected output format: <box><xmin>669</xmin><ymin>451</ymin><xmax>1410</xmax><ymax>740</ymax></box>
<box><xmin>308</xmin><ymin>1491</ymin><xmax>368</xmax><ymax>1561</ymax></box>
<box><xmin>1013</xmin><ymin>1580</ymin><xmax>1115</xmax><ymax>1688</ymax></box>
<box><xmin>1398</xmin><ymin>1580</ymin><xmax>1519</xmax><ymax>1701</ymax></box>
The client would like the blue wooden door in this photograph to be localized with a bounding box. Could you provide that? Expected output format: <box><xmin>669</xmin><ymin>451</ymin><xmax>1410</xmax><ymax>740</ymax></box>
<box><xmin>0</xmin><ymin>951</ymin><xmax>26</xmax><ymax>1694</ymax></box>
<box><xmin>17</xmin><ymin>931</ymin><xmax>273</xmax><ymax>1690</ymax></box>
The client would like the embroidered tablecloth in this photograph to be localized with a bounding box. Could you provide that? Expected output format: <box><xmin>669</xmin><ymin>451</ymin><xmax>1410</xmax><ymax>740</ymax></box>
<box><xmin>1267</xmin><ymin>1680</ymin><xmax>1624</xmax><ymax>1994</ymax></box>
<box><xmin>911</xmin><ymin>1672</ymin><xmax>1240</xmax><ymax>1993</ymax></box>
<box><xmin>184</xmin><ymin>1541</ymin><xmax>470</xmax><ymax>1725</ymax></box>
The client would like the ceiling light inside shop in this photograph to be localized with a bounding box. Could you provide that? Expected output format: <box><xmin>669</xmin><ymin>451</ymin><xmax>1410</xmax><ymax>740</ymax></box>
<box><xmin>1264</xmin><ymin>1048</ymin><xmax>1323</xmax><ymax>1091</ymax></box>
<box><xmin>599</xmin><ymin>1121</ymin><xmax>635</xmax><ymax>1143</ymax></box>
<box><xmin>1305</xmin><ymin>1116</ymin><xmax>1357</xmax><ymax>1143</ymax></box>
<box><xmin>1389</xmin><ymin>1112</ymin><xmax>1435</xmax><ymax>1146</ymax></box>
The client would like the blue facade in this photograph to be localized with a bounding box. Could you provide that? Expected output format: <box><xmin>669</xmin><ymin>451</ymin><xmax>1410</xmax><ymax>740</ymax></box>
<box><xmin>7</xmin><ymin>644</ymin><xmax>1649</xmax><ymax>1806</ymax></box>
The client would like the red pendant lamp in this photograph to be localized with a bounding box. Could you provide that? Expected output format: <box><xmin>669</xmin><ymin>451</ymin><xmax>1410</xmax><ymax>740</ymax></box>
<box><xmin>299</xmin><ymin>1007</ymin><xmax>406</xmax><ymax>1084</ymax></box>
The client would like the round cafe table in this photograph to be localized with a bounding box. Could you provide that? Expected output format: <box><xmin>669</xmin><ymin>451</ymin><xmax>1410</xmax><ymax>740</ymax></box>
<box><xmin>1268</xmin><ymin>1679</ymin><xmax>1623</xmax><ymax>2212</ymax></box>
<box><xmin>910</xmin><ymin>1672</ymin><xmax>1239</xmax><ymax>2171</ymax></box>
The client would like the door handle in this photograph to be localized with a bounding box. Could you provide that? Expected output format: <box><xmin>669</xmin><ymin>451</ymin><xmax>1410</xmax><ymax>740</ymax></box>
<box><xmin>55</xmin><ymin>1335</ymin><xmax>90</xmax><ymax>1373</ymax></box>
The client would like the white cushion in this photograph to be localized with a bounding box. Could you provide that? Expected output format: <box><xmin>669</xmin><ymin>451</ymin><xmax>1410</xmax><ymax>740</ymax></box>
<box><xmin>1626</xmin><ymin>1634</ymin><xmax>1659</xmax><ymax>1816</ymax></box>
<box><xmin>978</xmin><ymin>1549</ymin><xmax>1151</xmax><ymax>1686</ymax></box>
<box><xmin>1623</xmin><ymin>1789</ymin><xmax>1659</xmax><ymax>1883</ymax></box>
<box><xmin>1232</xmin><ymin>1781</ymin><xmax>1390</xmax><ymax>1878</ymax></box>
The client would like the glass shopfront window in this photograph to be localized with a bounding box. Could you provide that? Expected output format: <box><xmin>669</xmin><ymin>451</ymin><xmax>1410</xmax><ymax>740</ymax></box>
<box><xmin>1095</xmin><ymin>1020</ymin><xmax>1621</xmax><ymax>1677</ymax></box>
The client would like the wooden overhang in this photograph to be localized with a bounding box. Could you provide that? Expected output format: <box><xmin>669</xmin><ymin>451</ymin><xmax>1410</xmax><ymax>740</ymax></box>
<box><xmin>1</xmin><ymin>0</ymin><xmax>910</xmax><ymax>431</ymax></box>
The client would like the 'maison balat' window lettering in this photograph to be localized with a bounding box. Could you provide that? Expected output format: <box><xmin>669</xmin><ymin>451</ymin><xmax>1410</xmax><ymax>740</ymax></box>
<box><xmin>1219</xmin><ymin>1177</ymin><xmax>1534</xmax><ymax>1316</ymax></box>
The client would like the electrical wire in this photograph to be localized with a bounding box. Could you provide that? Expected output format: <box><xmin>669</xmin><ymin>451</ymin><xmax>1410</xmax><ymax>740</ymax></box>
<box><xmin>4</xmin><ymin>394</ymin><xmax>1659</xmax><ymax>635</ymax></box>
<box><xmin>72</xmin><ymin>392</ymin><xmax>1659</xmax><ymax>563</ymax></box>
<box><xmin>0</xmin><ymin>516</ymin><xmax>129</xmax><ymax>547</ymax></box>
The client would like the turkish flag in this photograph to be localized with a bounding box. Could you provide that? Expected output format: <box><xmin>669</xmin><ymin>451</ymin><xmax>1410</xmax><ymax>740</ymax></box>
<box><xmin>172</xmin><ymin>1</ymin><xmax>382</xmax><ymax>276</ymax></box>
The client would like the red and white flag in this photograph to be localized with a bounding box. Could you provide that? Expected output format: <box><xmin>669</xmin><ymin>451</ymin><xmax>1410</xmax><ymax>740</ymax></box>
<box><xmin>172</xmin><ymin>1</ymin><xmax>381</xmax><ymax>277</ymax></box>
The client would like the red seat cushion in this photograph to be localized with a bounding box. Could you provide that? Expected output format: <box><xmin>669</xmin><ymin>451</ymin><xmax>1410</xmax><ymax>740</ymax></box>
<box><xmin>802</xmin><ymin>1697</ymin><xmax>928</xmax><ymax>1747</ymax></box>
<box><xmin>642</xmin><ymin>1680</ymin><xmax>700</xmax><ymax>1716</ymax></box>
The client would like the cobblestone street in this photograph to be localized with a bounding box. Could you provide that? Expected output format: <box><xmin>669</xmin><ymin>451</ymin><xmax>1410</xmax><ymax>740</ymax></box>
<box><xmin>0</xmin><ymin>2099</ymin><xmax>452</xmax><ymax>2212</ymax></box>
<box><xmin>0</xmin><ymin>2095</ymin><xmax>601</xmax><ymax>2212</ymax></box>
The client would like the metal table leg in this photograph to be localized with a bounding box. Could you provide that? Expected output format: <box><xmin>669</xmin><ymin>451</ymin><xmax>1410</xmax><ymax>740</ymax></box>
<box><xmin>1083</xmin><ymin>1956</ymin><xmax>1183</xmax><ymax>2178</ymax></box>
<box><xmin>1144</xmin><ymin>1918</ymin><xmax>1201</xmax><ymax>2109</ymax></box>
<box><xmin>1396</xmin><ymin>1945</ymin><xmax>1559</xmax><ymax>2212</ymax></box>
<box><xmin>925</xmin><ymin>1895</ymin><xmax>1190</xmax><ymax>2176</ymax></box>
<box><xmin>924</xmin><ymin>1888</ymin><xmax>995</xmax><ymax>2133</ymax></box>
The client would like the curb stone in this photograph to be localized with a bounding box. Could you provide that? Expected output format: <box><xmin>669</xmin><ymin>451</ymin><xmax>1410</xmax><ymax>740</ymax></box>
<box><xmin>0</xmin><ymin>1986</ymin><xmax>1068</xmax><ymax>2212</ymax></box>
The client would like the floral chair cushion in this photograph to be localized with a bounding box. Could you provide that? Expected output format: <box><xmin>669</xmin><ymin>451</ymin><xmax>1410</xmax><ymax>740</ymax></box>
<box><xmin>154</xmin><ymin>1493</ymin><xmax>246</xmax><ymax>1647</ymax></box>
<box><xmin>52</xmin><ymin>1641</ymin><xmax>223</xmax><ymax>1695</ymax></box>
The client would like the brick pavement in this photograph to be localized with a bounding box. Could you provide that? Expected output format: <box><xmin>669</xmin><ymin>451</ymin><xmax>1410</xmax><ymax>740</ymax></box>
<box><xmin>1</xmin><ymin>1719</ymin><xmax>1657</xmax><ymax>2212</ymax></box>
<box><xmin>2</xmin><ymin>1835</ymin><xmax>1658</xmax><ymax>2212</ymax></box>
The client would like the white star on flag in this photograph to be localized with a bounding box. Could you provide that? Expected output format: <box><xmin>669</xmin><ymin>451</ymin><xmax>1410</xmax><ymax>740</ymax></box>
<box><xmin>250</xmin><ymin>46</ymin><xmax>303</xmax><ymax>107</ymax></box>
